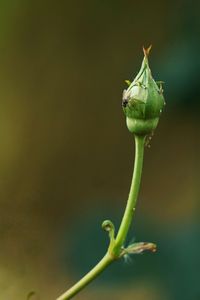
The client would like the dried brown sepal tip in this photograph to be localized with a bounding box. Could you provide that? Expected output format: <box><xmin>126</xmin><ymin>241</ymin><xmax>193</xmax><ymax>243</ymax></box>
<box><xmin>143</xmin><ymin>45</ymin><xmax>152</xmax><ymax>57</ymax></box>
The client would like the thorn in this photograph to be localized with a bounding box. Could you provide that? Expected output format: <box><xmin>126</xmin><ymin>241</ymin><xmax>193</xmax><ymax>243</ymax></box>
<box><xmin>125</xmin><ymin>80</ymin><xmax>131</xmax><ymax>86</ymax></box>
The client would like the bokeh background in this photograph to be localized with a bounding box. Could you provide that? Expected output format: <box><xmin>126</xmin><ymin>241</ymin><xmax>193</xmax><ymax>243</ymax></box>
<box><xmin>0</xmin><ymin>0</ymin><xmax>199</xmax><ymax>299</ymax></box>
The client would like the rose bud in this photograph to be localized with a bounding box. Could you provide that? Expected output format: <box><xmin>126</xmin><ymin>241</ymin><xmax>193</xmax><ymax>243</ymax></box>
<box><xmin>122</xmin><ymin>46</ymin><xmax>165</xmax><ymax>136</ymax></box>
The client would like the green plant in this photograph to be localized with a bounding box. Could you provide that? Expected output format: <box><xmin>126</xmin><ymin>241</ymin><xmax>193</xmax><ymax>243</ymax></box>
<box><xmin>56</xmin><ymin>46</ymin><xmax>165</xmax><ymax>300</ymax></box>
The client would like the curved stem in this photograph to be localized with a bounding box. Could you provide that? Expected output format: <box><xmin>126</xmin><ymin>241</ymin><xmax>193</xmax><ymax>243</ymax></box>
<box><xmin>114</xmin><ymin>134</ymin><xmax>145</xmax><ymax>253</ymax></box>
<box><xmin>56</xmin><ymin>134</ymin><xmax>145</xmax><ymax>299</ymax></box>
<box><xmin>56</xmin><ymin>253</ymin><xmax>113</xmax><ymax>300</ymax></box>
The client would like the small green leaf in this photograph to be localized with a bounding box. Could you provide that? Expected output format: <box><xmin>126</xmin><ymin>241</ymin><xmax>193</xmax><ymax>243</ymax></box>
<box><xmin>121</xmin><ymin>242</ymin><xmax>157</xmax><ymax>257</ymax></box>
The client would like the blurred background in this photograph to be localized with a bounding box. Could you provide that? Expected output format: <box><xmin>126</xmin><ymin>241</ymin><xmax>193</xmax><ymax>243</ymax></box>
<box><xmin>0</xmin><ymin>0</ymin><xmax>199</xmax><ymax>299</ymax></box>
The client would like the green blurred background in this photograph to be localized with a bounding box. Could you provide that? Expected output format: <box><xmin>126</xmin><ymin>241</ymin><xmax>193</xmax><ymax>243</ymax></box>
<box><xmin>0</xmin><ymin>0</ymin><xmax>199</xmax><ymax>299</ymax></box>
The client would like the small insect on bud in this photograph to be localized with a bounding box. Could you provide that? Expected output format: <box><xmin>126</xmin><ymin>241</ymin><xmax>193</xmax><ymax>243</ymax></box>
<box><xmin>122</xmin><ymin>46</ymin><xmax>165</xmax><ymax>136</ymax></box>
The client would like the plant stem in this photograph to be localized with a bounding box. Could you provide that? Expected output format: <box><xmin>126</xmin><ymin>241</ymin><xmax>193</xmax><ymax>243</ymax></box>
<box><xmin>56</xmin><ymin>134</ymin><xmax>145</xmax><ymax>300</ymax></box>
<box><xmin>113</xmin><ymin>134</ymin><xmax>145</xmax><ymax>254</ymax></box>
<box><xmin>56</xmin><ymin>253</ymin><xmax>113</xmax><ymax>300</ymax></box>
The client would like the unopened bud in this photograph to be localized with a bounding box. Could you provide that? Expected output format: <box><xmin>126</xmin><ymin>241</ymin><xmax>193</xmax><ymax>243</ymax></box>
<box><xmin>122</xmin><ymin>46</ymin><xmax>165</xmax><ymax>135</ymax></box>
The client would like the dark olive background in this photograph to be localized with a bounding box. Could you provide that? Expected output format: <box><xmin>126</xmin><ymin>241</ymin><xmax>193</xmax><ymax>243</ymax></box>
<box><xmin>0</xmin><ymin>1</ymin><xmax>199</xmax><ymax>299</ymax></box>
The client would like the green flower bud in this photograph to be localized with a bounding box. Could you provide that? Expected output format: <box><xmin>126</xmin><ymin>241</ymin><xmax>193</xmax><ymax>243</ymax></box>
<box><xmin>122</xmin><ymin>46</ymin><xmax>165</xmax><ymax>135</ymax></box>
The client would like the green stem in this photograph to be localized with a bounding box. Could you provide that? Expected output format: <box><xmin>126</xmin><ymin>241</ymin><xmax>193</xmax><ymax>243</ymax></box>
<box><xmin>56</xmin><ymin>253</ymin><xmax>113</xmax><ymax>300</ymax></box>
<box><xmin>56</xmin><ymin>134</ymin><xmax>145</xmax><ymax>299</ymax></box>
<box><xmin>114</xmin><ymin>134</ymin><xmax>145</xmax><ymax>253</ymax></box>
